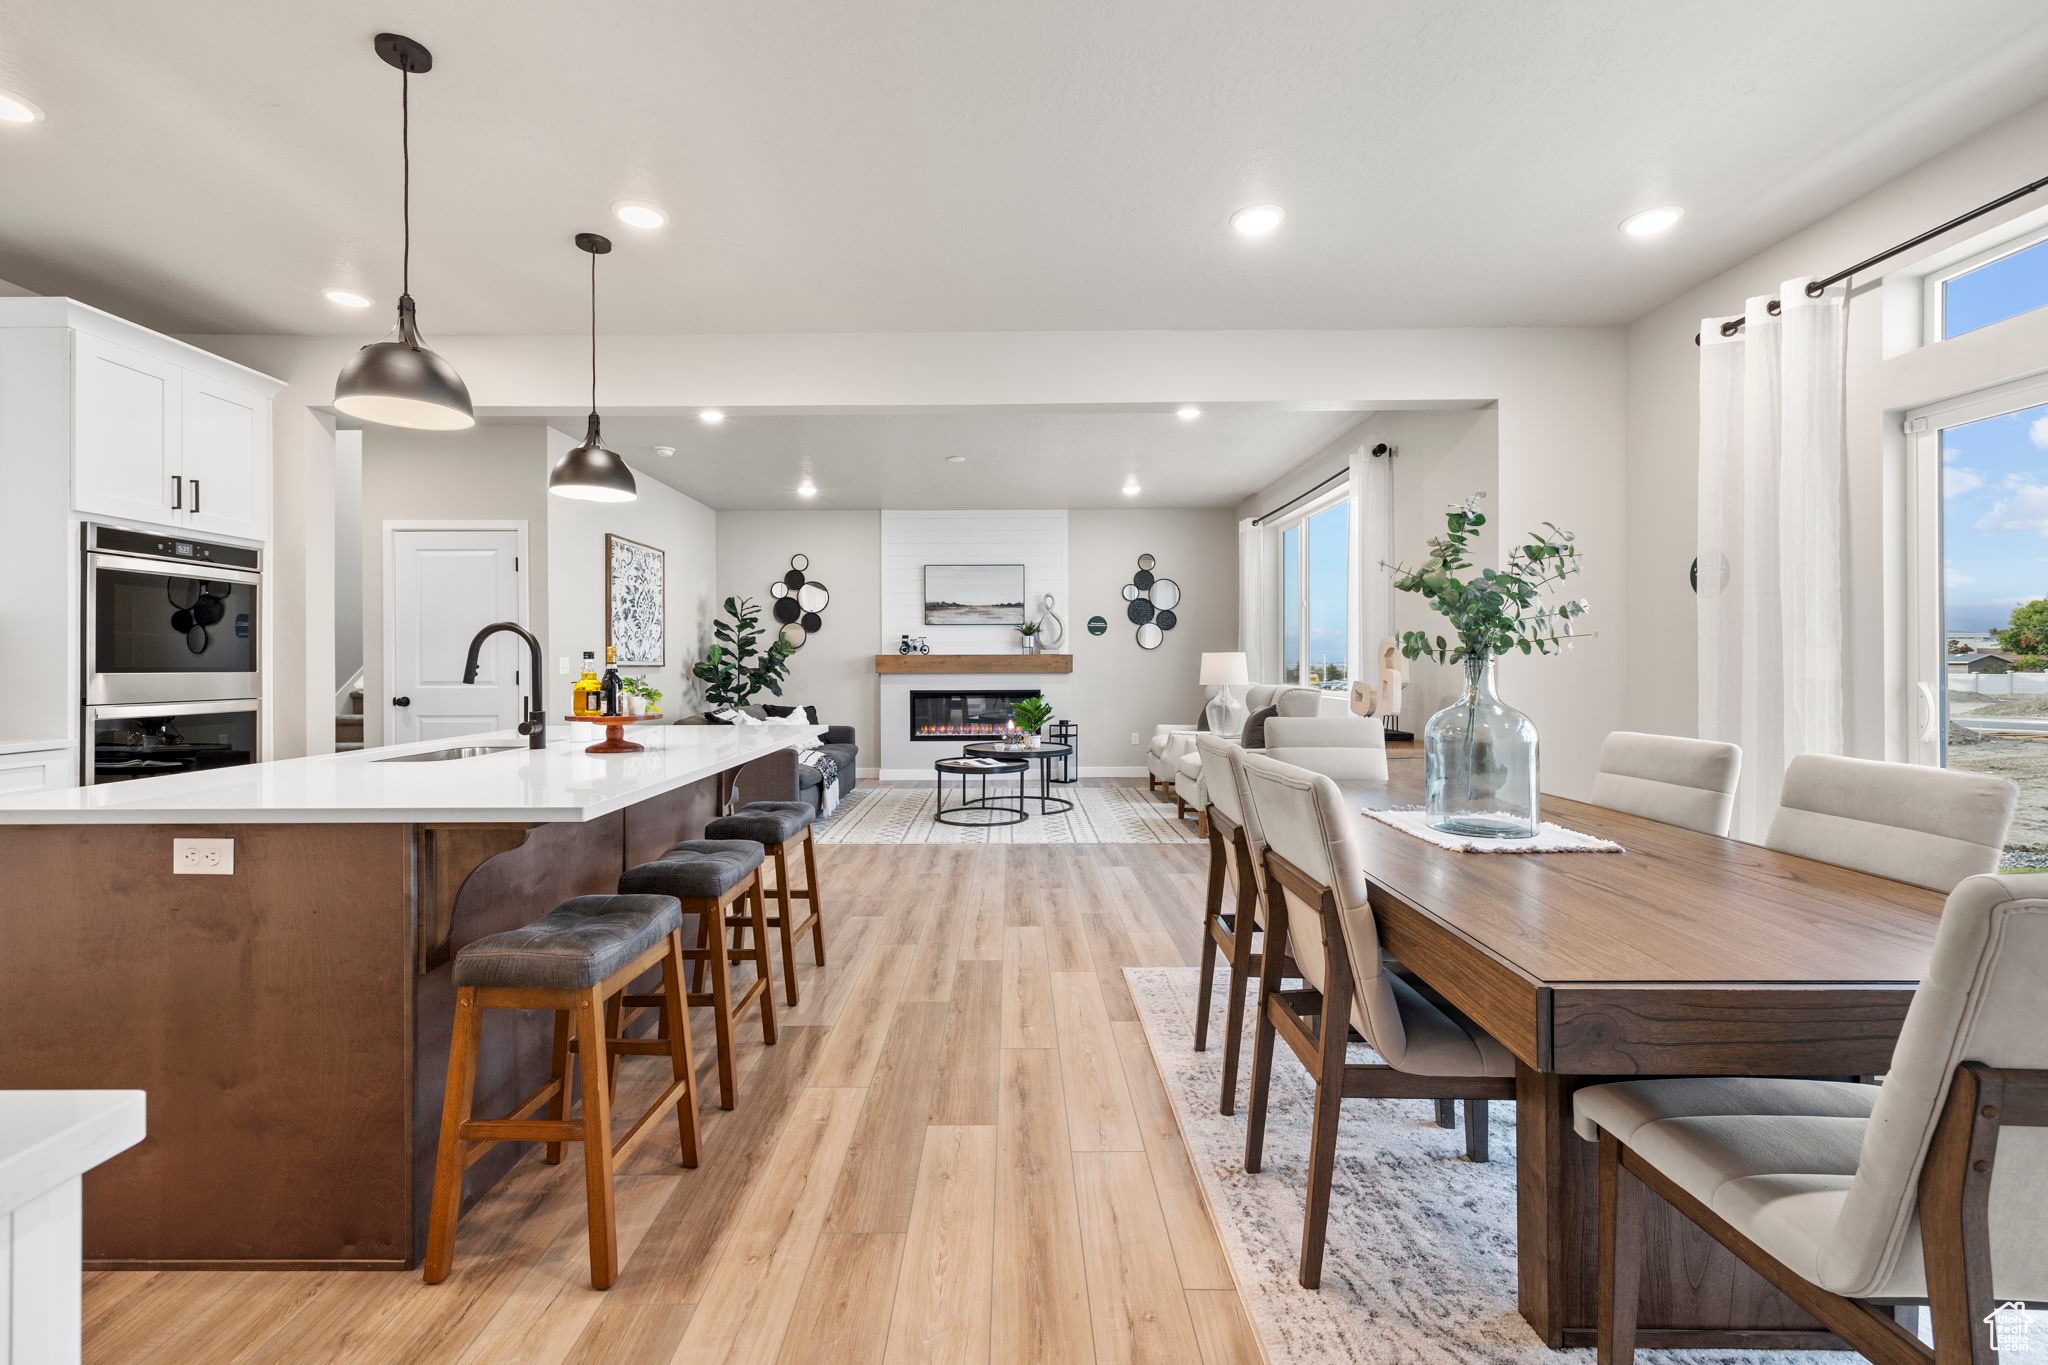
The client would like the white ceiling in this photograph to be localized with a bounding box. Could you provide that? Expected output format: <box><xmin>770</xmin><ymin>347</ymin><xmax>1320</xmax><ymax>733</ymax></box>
<box><xmin>2</xmin><ymin>2</ymin><xmax>2047</xmax><ymax>337</ymax></box>
<box><xmin>555</xmin><ymin>406</ymin><xmax>1392</xmax><ymax>510</ymax></box>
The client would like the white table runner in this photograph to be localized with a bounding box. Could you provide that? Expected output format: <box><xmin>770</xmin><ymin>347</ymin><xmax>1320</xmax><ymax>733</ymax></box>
<box><xmin>1363</xmin><ymin>806</ymin><xmax>1623</xmax><ymax>854</ymax></box>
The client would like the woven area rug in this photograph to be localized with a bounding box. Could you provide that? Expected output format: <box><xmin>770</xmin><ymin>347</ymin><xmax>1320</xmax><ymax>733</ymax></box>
<box><xmin>815</xmin><ymin>781</ymin><xmax>1200</xmax><ymax>844</ymax></box>
<box><xmin>1123</xmin><ymin>966</ymin><xmax>2045</xmax><ymax>1365</ymax></box>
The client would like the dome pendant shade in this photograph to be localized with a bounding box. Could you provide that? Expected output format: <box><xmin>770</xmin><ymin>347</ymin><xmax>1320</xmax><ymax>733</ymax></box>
<box><xmin>334</xmin><ymin>296</ymin><xmax>475</xmax><ymax>430</ymax></box>
<box><xmin>549</xmin><ymin>412</ymin><xmax>636</xmax><ymax>502</ymax></box>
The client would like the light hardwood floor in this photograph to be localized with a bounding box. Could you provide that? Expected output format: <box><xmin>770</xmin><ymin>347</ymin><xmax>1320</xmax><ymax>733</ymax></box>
<box><xmin>81</xmin><ymin>838</ymin><xmax>1262</xmax><ymax>1365</ymax></box>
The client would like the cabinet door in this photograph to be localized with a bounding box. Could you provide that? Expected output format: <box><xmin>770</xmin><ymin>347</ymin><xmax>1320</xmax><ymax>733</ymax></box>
<box><xmin>180</xmin><ymin>372</ymin><xmax>270</xmax><ymax>542</ymax></box>
<box><xmin>72</xmin><ymin>332</ymin><xmax>182</xmax><ymax>527</ymax></box>
<box><xmin>0</xmin><ymin>747</ymin><xmax>76</xmax><ymax>793</ymax></box>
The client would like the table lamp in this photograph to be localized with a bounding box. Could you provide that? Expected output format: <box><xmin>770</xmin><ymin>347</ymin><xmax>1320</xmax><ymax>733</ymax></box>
<box><xmin>1200</xmin><ymin>651</ymin><xmax>1251</xmax><ymax>737</ymax></box>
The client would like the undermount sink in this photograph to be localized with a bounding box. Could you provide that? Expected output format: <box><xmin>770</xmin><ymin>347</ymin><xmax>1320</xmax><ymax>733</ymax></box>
<box><xmin>373</xmin><ymin>745</ymin><xmax>523</xmax><ymax>763</ymax></box>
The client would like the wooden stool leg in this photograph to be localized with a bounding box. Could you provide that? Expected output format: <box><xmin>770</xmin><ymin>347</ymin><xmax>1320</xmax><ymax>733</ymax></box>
<box><xmin>659</xmin><ymin>931</ymin><xmax>701</xmax><ymax>1167</ymax></box>
<box><xmin>771</xmin><ymin>843</ymin><xmax>800</xmax><ymax>1007</ymax></box>
<box><xmin>800</xmin><ymin>828</ymin><xmax>826</xmax><ymax>965</ymax></box>
<box><xmin>702</xmin><ymin>902</ymin><xmax>739</xmax><ymax>1110</ymax></box>
<box><xmin>747</xmin><ymin>878</ymin><xmax>778</xmax><ymax>1045</ymax></box>
<box><xmin>604</xmin><ymin>994</ymin><xmax>625</xmax><ymax>1099</ymax></box>
<box><xmin>423</xmin><ymin>987</ymin><xmax>483</xmax><ymax>1284</ymax></box>
<box><xmin>543</xmin><ymin>1009</ymin><xmax>571</xmax><ymax>1165</ymax></box>
<box><xmin>576</xmin><ymin>987</ymin><xmax>619</xmax><ymax>1290</ymax></box>
<box><xmin>688</xmin><ymin>909</ymin><xmax>710</xmax><ymax>996</ymax></box>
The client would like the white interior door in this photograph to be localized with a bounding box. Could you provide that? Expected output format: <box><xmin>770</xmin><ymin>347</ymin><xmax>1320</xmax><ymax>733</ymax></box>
<box><xmin>388</xmin><ymin>528</ymin><xmax>526</xmax><ymax>745</ymax></box>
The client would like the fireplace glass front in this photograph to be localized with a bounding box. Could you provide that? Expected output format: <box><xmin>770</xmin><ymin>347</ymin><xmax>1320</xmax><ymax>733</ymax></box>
<box><xmin>910</xmin><ymin>689</ymin><xmax>1042</xmax><ymax>741</ymax></box>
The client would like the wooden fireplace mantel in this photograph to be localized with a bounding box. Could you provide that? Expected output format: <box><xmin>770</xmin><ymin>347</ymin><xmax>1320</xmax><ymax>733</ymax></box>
<box><xmin>874</xmin><ymin>653</ymin><xmax>1073</xmax><ymax>675</ymax></box>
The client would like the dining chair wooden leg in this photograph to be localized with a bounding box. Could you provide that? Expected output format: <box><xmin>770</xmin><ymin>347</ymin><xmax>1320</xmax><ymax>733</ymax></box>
<box><xmin>422</xmin><ymin>986</ymin><xmax>482</xmax><ymax>1285</ymax></box>
<box><xmin>1596</xmin><ymin>1131</ymin><xmax>1643</xmax><ymax>1365</ymax></box>
<box><xmin>1194</xmin><ymin>925</ymin><xmax>1218</xmax><ymax>1054</ymax></box>
<box><xmin>746</xmin><ymin>879</ymin><xmax>778</xmax><ymax>1045</ymax></box>
<box><xmin>770</xmin><ymin>842</ymin><xmax>801</xmax><ymax>1007</ymax></box>
<box><xmin>1463</xmin><ymin>1099</ymin><xmax>1489</xmax><ymax>1162</ymax></box>
<box><xmin>800</xmin><ymin>828</ymin><xmax>826</xmax><ymax>965</ymax></box>
<box><xmin>1434</xmin><ymin>1099</ymin><xmax>1457</xmax><ymax>1129</ymax></box>
<box><xmin>1245</xmin><ymin>877</ymin><xmax>1290</xmax><ymax>1174</ymax></box>
<box><xmin>658</xmin><ymin>931</ymin><xmax>701</xmax><ymax>1168</ymax></box>
<box><xmin>576</xmin><ymin>987</ymin><xmax>619</xmax><ymax>1291</ymax></box>
<box><xmin>1298</xmin><ymin>939</ymin><xmax>1355</xmax><ymax>1290</ymax></box>
<box><xmin>1218</xmin><ymin>905</ymin><xmax>1257</xmax><ymax>1116</ymax></box>
<box><xmin>543</xmin><ymin>1009</ymin><xmax>571</xmax><ymax>1165</ymax></box>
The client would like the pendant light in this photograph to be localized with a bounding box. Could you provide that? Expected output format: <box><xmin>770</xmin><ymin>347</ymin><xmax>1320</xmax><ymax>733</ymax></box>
<box><xmin>547</xmin><ymin>233</ymin><xmax>637</xmax><ymax>502</ymax></box>
<box><xmin>333</xmin><ymin>33</ymin><xmax>475</xmax><ymax>431</ymax></box>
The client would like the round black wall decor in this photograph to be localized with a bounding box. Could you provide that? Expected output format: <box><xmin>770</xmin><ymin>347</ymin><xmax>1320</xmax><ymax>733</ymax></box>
<box><xmin>1124</xmin><ymin>555</ymin><xmax>1181</xmax><ymax>647</ymax></box>
<box><xmin>1086</xmin><ymin>616</ymin><xmax>1107</xmax><ymax>636</ymax></box>
<box><xmin>774</xmin><ymin>554</ymin><xmax>827</xmax><ymax>649</ymax></box>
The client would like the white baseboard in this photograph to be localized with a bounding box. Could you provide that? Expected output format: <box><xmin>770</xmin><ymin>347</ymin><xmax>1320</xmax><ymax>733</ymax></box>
<box><xmin>875</xmin><ymin>764</ymin><xmax>1148</xmax><ymax>782</ymax></box>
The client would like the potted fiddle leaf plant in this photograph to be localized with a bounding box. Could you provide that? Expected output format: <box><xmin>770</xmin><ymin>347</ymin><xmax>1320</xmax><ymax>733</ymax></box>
<box><xmin>1008</xmin><ymin>695</ymin><xmax>1055</xmax><ymax>749</ymax></box>
<box><xmin>692</xmin><ymin>597</ymin><xmax>795</xmax><ymax>710</ymax></box>
<box><xmin>1390</xmin><ymin>493</ymin><xmax>1591</xmax><ymax>839</ymax></box>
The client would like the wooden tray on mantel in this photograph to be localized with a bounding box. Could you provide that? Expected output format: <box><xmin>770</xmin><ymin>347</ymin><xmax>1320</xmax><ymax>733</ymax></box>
<box><xmin>874</xmin><ymin>654</ymin><xmax>1072</xmax><ymax>675</ymax></box>
<box><xmin>562</xmin><ymin>712</ymin><xmax>668</xmax><ymax>753</ymax></box>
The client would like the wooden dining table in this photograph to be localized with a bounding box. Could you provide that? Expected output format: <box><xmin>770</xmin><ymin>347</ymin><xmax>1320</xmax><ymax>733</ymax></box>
<box><xmin>1355</xmin><ymin>754</ymin><xmax>1944</xmax><ymax>1351</ymax></box>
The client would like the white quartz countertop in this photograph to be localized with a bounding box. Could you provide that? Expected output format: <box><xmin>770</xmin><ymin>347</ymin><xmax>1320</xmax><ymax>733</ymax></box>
<box><xmin>0</xmin><ymin>722</ymin><xmax>821</xmax><ymax>825</ymax></box>
<box><xmin>0</xmin><ymin>1090</ymin><xmax>146</xmax><ymax>1214</ymax></box>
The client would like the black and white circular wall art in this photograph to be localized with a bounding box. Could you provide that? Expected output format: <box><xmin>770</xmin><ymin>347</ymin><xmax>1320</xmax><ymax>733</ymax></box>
<box><xmin>1125</xmin><ymin>555</ymin><xmax>1180</xmax><ymax>649</ymax></box>
<box><xmin>773</xmin><ymin>554</ymin><xmax>827</xmax><ymax>649</ymax></box>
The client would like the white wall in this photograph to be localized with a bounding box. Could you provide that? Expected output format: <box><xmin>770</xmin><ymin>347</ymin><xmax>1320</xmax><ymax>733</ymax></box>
<box><xmin>1625</xmin><ymin>94</ymin><xmax>2048</xmax><ymax>754</ymax></box>
<box><xmin>715</xmin><ymin>509</ymin><xmax>882</xmax><ymax>761</ymax></box>
<box><xmin>191</xmin><ymin>326</ymin><xmax>1627</xmax><ymax>792</ymax></box>
<box><xmin>333</xmin><ymin>430</ymin><xmax>362</xmax><ymax>691</ymax></box>
<box><xmin>1068</xmin><ymin>507</ymin><xmax>1240</xmax><ymax>772</ymax></box>
<box><xmin>546</xmin><ymin>427</ymin><xmax>717</xmax><ymax>719</ymax></box>
<box><xmin>881</xmin><ymin>509</ymin><xmax>1067</xmax><ymax>653</ymax></box>
<box><xmin>358</xmin><ymin>423</ymin><xmax>551</xmax><ymax>749</ymax></box>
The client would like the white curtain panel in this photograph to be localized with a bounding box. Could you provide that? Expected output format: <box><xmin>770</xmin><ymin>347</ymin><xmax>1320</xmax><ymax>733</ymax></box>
<box><xmin>1697</xmin><ymin>277</ymin><xmax>1848</xmax><ymax>841</ymax></box>
<box><xmin>1238</xmin><ymin>516</ymin><xmax>1276</xmax><ymax>680</ymax></box>
<box><xmin>1348</xmin><ymin>441</ymin><xmax>1395</xmax><ymax>687</ymax></box>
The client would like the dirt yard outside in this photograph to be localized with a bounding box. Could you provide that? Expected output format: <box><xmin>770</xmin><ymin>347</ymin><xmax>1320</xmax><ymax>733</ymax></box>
<box><xmin>1949</xmin><ymin>690</ymin><xmax>2048</xmax><ymax>867</ymax></box>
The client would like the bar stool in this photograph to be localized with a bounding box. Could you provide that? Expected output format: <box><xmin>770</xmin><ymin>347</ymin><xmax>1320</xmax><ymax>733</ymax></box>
<box><xmin>619</xmin><ymin>840</ymin><xmax>778</xmax><ymax>1110</ymax></box>
<box><xmin>424</xmin><ymin>893</ymin><xmax>699</xmax><ymax>1291</ymax></box>
<box><xmin>704</xmin><ymin>801</ymin><xmax>826</xmax><ymax>1008</ymax></box>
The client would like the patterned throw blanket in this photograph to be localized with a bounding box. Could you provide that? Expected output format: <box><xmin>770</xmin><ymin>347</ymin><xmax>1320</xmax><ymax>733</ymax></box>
<box><xmin>799</xmin><ymin>748</ymin><xmax>841</xmax><ymax>816</ymax></box>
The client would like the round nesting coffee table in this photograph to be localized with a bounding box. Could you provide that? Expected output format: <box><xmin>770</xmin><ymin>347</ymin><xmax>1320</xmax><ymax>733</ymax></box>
<box><xmin>961</xmin><ymin>742</ymin><xmax>1076</xmax><ymax>815</ymax></box>
<box><xmin>933</xmin><ymin>756</ymin><xmax>1029</xmax><ymax>827</ymax></box>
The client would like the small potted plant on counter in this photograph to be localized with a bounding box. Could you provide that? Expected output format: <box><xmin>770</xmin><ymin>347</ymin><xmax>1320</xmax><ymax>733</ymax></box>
<box><xmin>620</xmin><ymin>676</ymin><xmax>663</xmax><ymax>717</ymax></box>
<box><xmin>1009</xmin><ymin>695</ymin><xmax>1054</xmax><ymax>748</ymax></box>
<box><xmin>1014</xmin><ymin>620</ymin><xmax>1043</xmax><ymax>655</ymax></box>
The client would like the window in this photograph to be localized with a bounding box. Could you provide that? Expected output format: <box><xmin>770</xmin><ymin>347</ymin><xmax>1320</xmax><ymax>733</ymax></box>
<box><xmin>1927</xmin><ymin>225</ymin><xmax>2048</xmax><ymax>341</ymax></box>
<box><xmin>1274</xmin><ymin>494</ymin><xmax>1349</xmax><ymax>687</ymax></box>
<box><xmin>1905</xmin><ymin>374</ymin><xmax>2048</xmax><ymax>870</ymax></box>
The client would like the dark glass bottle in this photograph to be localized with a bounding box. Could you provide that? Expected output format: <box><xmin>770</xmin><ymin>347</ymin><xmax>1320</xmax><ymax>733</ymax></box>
<box><xmin>599</xmin><ymin>646</ymin><xmax>622</xmax><ymax>716</ymax></box>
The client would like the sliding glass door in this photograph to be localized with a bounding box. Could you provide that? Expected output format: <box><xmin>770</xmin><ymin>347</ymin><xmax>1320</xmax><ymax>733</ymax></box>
<box><xmin>1274</xmin><ymin>495</ymin><xmax>1350</xmax><ymax>688</ymax></box>
<box><xmin>1906</xmin><ymin>374</ymin><xmax>2048</xmax><ymax>869</ymax></box>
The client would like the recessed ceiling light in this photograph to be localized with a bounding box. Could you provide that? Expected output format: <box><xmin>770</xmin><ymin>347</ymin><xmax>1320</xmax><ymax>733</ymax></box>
<box><xmin>654</xmin><ymin>445</ymin><xmax>676</xmax><ymax>458</ymax></box>
<box><xmin>1230</xmin><ymin>204</ymin><xmax>1285</xmax><ymax>237</ymax></box>
<box><xmin>946</xmin><ymin>455</ymin><xmax>967</xmax><ymax>463</ymax></box>
<box><xmin>612</xmin><ymin>200</ymin><xmax>668</xmax><ymax>230</ymax></box>
<box><xmin>0</xmin><ymin>89</ymin><xmax>46</xmax><ymax>124</ymax></box>
<box><xmin>1619</xmin><ymin>205</ymin><xmax>1684</xmax><ymax>238</ymax></box>
<box><xmin>796</xmin><ymin>480</ymin><xmax>817</xmax><ymax>497</ymax></box>
<box><xmin>323</xmin><ymin>288</ymin><xmax>373</xmax><ymax>309</ymax></box>
<box><xmin>1176</xmin><ymin>405</ymin><xmax>1201</xmax><ymax>421</ymax></box>
<box><xmin>698</xmin><ymin>409</ymin><xmax>725</xmax><ymax>425</ymax></box>
<box><xmin>1122</xmin><ymin>481</ymin><xmax>1142</xmax><ymax>496</ymax></box>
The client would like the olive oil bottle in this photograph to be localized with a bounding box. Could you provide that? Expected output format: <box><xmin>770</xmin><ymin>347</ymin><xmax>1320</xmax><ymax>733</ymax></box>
<box><xmin>572</xmin><ymin>652</ymin><xmax>601</xmax><ymax>716</ymax></box>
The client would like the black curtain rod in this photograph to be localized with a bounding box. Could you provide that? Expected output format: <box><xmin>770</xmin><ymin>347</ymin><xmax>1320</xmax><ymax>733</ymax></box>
<box><xmin>1252</xmin><ymin>468</ymin><xmax>1348</xmax><ymax>526</ymax></box>
<box><xmin>1693</xmin><ymin>170</ymin><xmax>2048</xmax><ymax>345</ymax></box>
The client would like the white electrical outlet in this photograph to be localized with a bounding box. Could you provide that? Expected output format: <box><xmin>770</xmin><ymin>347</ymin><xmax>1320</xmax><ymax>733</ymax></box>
<box><xmin>1130</xmin><ymin>732</ymin><xmax>1140</xmax><ymax>745</ymax></box>
<box><xmin>173</xmin><ymin>837</ymin><xmax>234</xmax><ymax>875</ymax></box>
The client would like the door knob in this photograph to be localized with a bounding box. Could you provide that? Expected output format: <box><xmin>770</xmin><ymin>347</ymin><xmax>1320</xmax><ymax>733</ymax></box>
<box><xmin>393</xmin><ymin>696</ymin><xmax>412</xmax><ymax>707</ymax></box>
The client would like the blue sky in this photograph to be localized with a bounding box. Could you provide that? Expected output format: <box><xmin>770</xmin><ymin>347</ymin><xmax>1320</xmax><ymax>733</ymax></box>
<box><xmin>1943</xmin><ymin>398</ymin><xmax>2048</xmax><ymax>636</ymax></box>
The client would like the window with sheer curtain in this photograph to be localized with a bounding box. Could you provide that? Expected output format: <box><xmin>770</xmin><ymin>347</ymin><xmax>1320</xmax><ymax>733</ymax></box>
<box><xmin>1275</xmin><ymin>496</ymin><xmax>1350</xmax><ymax>688</ymax></box>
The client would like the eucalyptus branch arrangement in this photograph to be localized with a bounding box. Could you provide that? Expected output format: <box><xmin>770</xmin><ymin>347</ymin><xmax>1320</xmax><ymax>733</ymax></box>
<box><xmin>1389</xmin><ymin>494</ymin><xmax>1591</xmax><ymax>665</ymax></box>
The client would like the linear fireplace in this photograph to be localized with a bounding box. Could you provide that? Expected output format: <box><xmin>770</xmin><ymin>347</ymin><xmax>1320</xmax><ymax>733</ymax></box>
<box><xmin>910</xmin><ymin>688</ymin><xmax>1041</xmax><ymax>740</ymax></box>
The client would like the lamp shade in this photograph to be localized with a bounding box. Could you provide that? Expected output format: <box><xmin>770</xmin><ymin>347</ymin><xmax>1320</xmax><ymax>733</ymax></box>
<box><xmin>548</xmin><ymin>412</ymin><xmax>637</xmax><ymax>502</ymax></box>
<box><xmin>1199</xmin><ymin>651</ymin><xmax>1250</xmax><ymax>687</ymax></box>
<box><xmin>334</xmin><ymin>299</ymin><xmax>474</xmax><ymax>430</ymax></box>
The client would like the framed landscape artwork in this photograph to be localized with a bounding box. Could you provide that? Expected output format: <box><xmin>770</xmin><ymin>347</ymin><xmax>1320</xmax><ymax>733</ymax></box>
<box><xmin>924</xmin><ymin>563</ymin><xmax>1026</xmax><ymax>625</ymax></box>
<box><xmin>605</xmin><ymin>533</ymin><xmax>665</xmax><ymax>666</ymax></box>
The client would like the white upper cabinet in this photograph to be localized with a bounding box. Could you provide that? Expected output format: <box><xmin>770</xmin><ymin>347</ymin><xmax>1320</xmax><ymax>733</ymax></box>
<box><xmin>180</xmin><ymin>370</ymin><xmax>270</xmax><ymax>541</ymax></box>
<box><xmin>72</xmin><ymin>331</ymin><xmax>183</xmax><ymax>528</ymax></box>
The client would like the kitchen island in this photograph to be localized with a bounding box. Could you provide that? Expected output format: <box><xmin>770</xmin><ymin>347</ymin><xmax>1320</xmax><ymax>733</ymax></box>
<box><xmin>0</xmin><ymin>721</ymin><xmax>818</xmax><ymax>1269</ymax></box>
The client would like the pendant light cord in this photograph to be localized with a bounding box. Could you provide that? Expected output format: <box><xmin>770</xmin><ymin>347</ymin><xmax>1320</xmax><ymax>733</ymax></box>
<box><xmin>400</xmin><ymin>67</ymin><xmax>411</xmax><ymax>300</ymax></box>
<box><xmin>589</xmin><ymin>247</ymin><xmax>599</xmax><ymax>414</ymax></box>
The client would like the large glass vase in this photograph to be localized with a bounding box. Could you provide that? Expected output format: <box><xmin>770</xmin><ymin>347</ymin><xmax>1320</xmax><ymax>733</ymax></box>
<box><xmin>1423</xmin><ymin>654</ymin><xmax>1539</xmax><ymax>838</ymax></box>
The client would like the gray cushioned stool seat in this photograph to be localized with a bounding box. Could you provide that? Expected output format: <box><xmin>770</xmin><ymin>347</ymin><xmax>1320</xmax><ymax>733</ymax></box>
<box><xmin>705</xmin><ymin>801</ymin><xmax>814</xmax><ymax>846</ymax></box>
<box><xmin>453</xmin><ymin>894</ymin><xmax>683</xmax><ymax>991</ymax></box>
<box><xmin>620</xmin><ymin>839</ymin><xmax>765</xmax><ymax>899</ymax></box>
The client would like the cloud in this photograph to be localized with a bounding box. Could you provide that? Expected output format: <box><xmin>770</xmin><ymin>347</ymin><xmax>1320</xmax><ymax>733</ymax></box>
<box><xmin>1976</xmin><ymin>477</ymin><xmax>2048</xmax><ymax>535</ymax></box>
<box><xmin>2032</xmin><ymin>415</ymin><xmax>2048</xmax><ymax>449</ymax></box>
<box><xmin>1945</xmin><ymin>465</ymin><xmax>1984</xmax><ymax>497</ymax></box>
<box><xmin>1947</xmin><ymin>566</ymin><xmax>1974</xmax><ymax>587</ymax></box>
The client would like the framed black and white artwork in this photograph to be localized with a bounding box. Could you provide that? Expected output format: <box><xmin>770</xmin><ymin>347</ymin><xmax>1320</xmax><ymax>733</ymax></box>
<box><xmin>605</xmin><ymin>533</ymin><xmax>665</xmax><ymax>666</ymax></box>
<box><xmin>923</xmin><ymin>563</ymin><xmax>1025</xmax><ymax>625</ymax></box>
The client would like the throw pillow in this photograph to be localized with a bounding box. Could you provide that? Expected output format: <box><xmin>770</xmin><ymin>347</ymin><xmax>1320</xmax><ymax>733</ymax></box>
<box><xmin>760</xmin><ymin>703</ymin><xmax>821</xmax><ymax>725</ymax></box>
<box><xmin>1240</xmin><ymin>704</ymin><xmax>1279</xmax><ymax>750</ymax></box>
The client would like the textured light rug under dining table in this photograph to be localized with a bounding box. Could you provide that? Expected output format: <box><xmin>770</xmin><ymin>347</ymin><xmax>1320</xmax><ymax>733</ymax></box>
<box><xmin>1123</xmin><ymin>966</ymin><xmax>2044</xmax><ymax>1365</ymax></box>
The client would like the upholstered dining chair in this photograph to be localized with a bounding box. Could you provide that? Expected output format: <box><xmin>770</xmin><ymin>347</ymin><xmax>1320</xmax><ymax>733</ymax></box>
<box><xmin>1588</xmin><ymin>731</ymin><xmax>1742</xmax><ymax>837</ymax></box>
<box><xmin>1261</xmin><ymin>715</ymin><xmax>1389</xmax><ymax>782</ymax></box>
<box><xmin>1576</xmin><ymin>872</ymin><xmax>2048</xmax><ymax>1364</ymax></box>
<box><xmin>1192</xmin><ymin>733</ymin><xmax>1271</xmax><ymax>1116</ymax></box>
<box><xmin>1766</xmin><ymin>754</ymin><xmax>2016</xmax><ymax>892</ymax></box>
<box><xmin>1237</xmin><ymin>751</ymin><xmax>1516</xmax><ymax>1289</ymax></box>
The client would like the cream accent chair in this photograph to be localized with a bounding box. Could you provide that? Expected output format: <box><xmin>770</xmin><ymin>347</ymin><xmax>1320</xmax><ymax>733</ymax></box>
<box><xmin>1766</xmin><ymin>754</ymin><xmax>2016</xmax><ymax>892</ymax></box>
<box><xmin>1157</xmin><ymin>684</ymin><xmax>1345</xmax><ymax>827</ymax></box>
<box><xmin>1575</xmin><ymin>872</ymin><xmax>2048</xmax><ymax>1363</ymax></box>
<box><xmin>1238</xmin><ymin>752</ymin><xmax>1516</xmax><ymax>1289</ymax></box>
<box><xmin>1588</xmin><ymin>731</ymin><xmax>1742</xmax><ymax>837</ymax></box>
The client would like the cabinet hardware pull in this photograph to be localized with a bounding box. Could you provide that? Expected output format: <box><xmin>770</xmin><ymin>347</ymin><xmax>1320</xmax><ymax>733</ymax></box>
<box><xmin>191</xmin><ymin>479</ymin><xmax>201</xmax><ymax>514</ymax></box>
<box><xmin>172</xmin><ymin>475</ymin><xmax>183</xmax><ymax>510</ymax></box>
